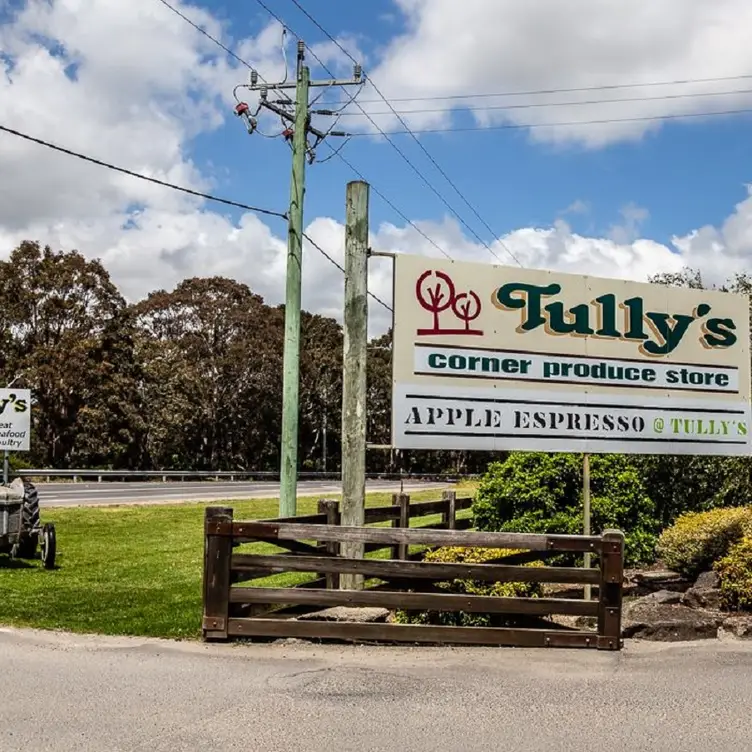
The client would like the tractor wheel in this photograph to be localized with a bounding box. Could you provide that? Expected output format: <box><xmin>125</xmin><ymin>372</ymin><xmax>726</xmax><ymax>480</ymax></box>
<box><xmin>41</xmin><ymin>524</ymin><xmax>56</xmax><ymax>570</ymax></box>
<box><xmin>21</xmin><ymin>479</ymin><xmax>40</xmax><ymax>532</ymax></box>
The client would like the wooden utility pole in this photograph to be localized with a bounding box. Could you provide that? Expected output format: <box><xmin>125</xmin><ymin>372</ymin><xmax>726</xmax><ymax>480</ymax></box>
<box><xmin>277</xmin><ymin>53</ymin><xmax>310</xmax><ymax>518</ymax></box>
<box><xmin>340</xmin><ymin>180</ymin><xmax>369</xmax><ymax>589</ymax></box>
<box><xmin>235</xmin><ymin>41</ymin><xmax>362</xmax><ymax>517</ymax></box>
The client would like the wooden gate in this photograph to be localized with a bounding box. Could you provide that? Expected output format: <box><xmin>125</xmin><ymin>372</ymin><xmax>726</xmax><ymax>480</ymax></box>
<box><xmin>202</xmin><ymin>498</ymin><xmax>623</xmax><ymax>650</ymax></box>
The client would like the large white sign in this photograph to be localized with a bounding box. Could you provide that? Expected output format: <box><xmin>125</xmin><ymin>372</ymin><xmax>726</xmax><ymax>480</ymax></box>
<box><xmin>0</xmin><ymin>389</ymin><xmax>31</xmax><ymax>452</ymax></box>
<box><xmin>391</xmin><ymin>254</ymin><xmax>751</xmax><ymax>455</ymax></box>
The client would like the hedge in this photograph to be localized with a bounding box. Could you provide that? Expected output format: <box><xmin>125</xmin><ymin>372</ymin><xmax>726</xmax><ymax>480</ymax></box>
<box><xmin>655</xmin><ymin>506</ymin><xmax>752</xmax><ymax>578</ymax></box>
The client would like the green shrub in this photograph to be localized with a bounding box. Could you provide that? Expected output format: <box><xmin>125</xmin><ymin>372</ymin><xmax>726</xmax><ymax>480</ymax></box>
<box><xmin>394</xmin><ymin>546</ymin><xmax>543</xmax><ymax>627</ymax></box>
<box><xmin>471</xmin><ymin>452</ymin><xmax>658</xmax><ymax>567</ymax></box>
<box><xmin>715</xmin><ymin>536</ymin><xmax>752</xmax><ymax>611</ymax></box>
<box><xmin>656</xmin><ymin>506</ymin><xmax>752</xmax><ymax>578</ymax></box>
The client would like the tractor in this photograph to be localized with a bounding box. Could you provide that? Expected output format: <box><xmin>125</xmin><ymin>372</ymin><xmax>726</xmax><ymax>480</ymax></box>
<box><xmin>0</xmin><ymin>477</ymin><xmax>56</xmax><ymax>569</ymax></box>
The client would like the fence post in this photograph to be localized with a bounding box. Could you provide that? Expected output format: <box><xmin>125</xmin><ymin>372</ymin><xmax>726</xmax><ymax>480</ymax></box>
<box><xmin>318</xmin><ymin>498</ymin><xmax>341</xmax><ymax>590</ymax></box>
<box><xmin>442</xmin><ymin>490</ymin><xmax>457</xmax><ymax>529</ymax></box>
<box><xmin>202</xmin><ymin>506</ymin><xmax>233</xmax><ymax>641</ymax></box>
<box><xmin>597</xmin><ymin>529</ymin><xmax>624</xmax><ymax>650</ymax></box>
<box><xmin>390</xmin><ymin>493</ymin><xmax>410</xmax><ymax>560</ymax></box>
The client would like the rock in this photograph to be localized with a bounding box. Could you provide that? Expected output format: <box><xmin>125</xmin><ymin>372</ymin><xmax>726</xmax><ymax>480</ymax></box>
<box><xmin>694</xmin><ymin>571</ymin><xmax>720</xmax><ymax>589</ymax></box>
<box><xmin>630</xmin><ymin>569</ymin><xmax>692</xmax><ymax>595</ymax></box>
<box><xmin>643</xmin><ymin>589</ymin><xmax>683</xmax><ymax>605</ymax></box>
<box><xmin>682</xmin><ymin>570</ymin><xmax>723</xmax><ymax>610</ymax></box>
<box><xmin>622</xmin><ymin>596</ymin><xmax>724</xmax><ymax>641</ymax></box>
<box><xmin>718</xmin><ymin>616</ymin><xmax>752</xmax><ymax>640</ymax></box>
<box><xmin>296</xmin><ymin>607</ymin><xmax>390</xmax><ymax>623</ymax></box>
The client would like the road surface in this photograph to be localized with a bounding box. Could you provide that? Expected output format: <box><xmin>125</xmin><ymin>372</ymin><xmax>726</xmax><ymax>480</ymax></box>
<box><xmin>1</xmin><ymin>628</ymin><xmax>751</xmax><ymax>751</ymax></box>
<box><xmin>34</xmin><ymin>480</ymin><xmax>452</xmax><ymax>507</ymax></box>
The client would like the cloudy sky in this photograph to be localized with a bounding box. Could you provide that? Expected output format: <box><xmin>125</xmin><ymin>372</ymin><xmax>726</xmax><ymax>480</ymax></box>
<box><xmin>3</xmin><ymin>0</ymin><xmax>752</xmax><ymax>335</ymax></box>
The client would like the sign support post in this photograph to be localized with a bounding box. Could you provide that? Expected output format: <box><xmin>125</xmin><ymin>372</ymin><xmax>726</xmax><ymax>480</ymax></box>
<box><xmin>340</xmin><ymin>179</ymin><xmax>369</xmax><ymax>590</ymax></box>
<box><xmin>583</xmin><ymin>453</ymin><xmax>591</xmax><ymax>601</ymax></box>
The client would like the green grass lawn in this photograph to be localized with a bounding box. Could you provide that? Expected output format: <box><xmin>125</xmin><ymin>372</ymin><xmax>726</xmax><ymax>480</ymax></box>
<box><xmin>0</xmin><ymin>485</ymin><xmax>476</xmax><ymax>640</ymax></box>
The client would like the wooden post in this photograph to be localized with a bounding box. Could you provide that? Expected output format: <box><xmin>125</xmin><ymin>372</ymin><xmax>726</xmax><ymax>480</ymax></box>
<box><xmin>442</xmin><ymin>490</ymin><xmax>457</xmax><ymax>530</ymax></box>
<box><xmin>583</xmin><ymin>453</ymin><xmax>592</xmax><ymax>600</ymax></box>
<box><xmin>597</xmin><ymin>529</ymin><xmax>624</xmax><ymax>650</ymax></box>
<box><xmin>202</xmin><ymin>506</ymin><xmax>233</xmax><ymax>641</ymax></box>
<box><xmin>340</xmin><ymin>180</ymin><xmax>370</xmax><ymax>590</ymax></box>
<box><xmin>318</xmin><ymin>499</ymin><xmax>341</xmax><ymax>590</ymax></box>
<box><xmin>392</xmin><ymin>493</ymin><xmax>410</xmax><ymax>560</ymax></box>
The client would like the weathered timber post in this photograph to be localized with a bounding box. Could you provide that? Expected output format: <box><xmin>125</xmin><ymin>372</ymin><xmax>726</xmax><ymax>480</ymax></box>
<box><xmin>318</xmin><ymin>498</ymin><xmax>341</xmax><ymax>589</ymax></box>
<box><xmin>442</xmin><ymin>490</ymin><xmax>457</xmax><ymax>530</ymax></box>
<box><xmin>391</xmin><ymin>493</ymin><xmax>410</xmax><ymax>560</ymax></box>
<box><xmin>597</xmin><ymin>529</ymin><xmax>624</xmax><ymax>650</ymax></box>
<box><xmin>202</xmin><ymin>506</ymin><xmax>233</xmax><ymax>641</ymax></box>
<box><xmin>340</xmin><ymin>180</ymin><xmax>370</xmax><ymax>590</ymax></box>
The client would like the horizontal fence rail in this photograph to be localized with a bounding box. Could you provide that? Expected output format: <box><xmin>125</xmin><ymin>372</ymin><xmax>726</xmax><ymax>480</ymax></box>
<box><xmin>201</xmin><ymin>494</ymin><xmax>624</xmax><ymax>650</ymax></box>
<box><xmin>14</xmin><ymin>469</ymin><xmax>472</xmax><ymax>483</ymax></box>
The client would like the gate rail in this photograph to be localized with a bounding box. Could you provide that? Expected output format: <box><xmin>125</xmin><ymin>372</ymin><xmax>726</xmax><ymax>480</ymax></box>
<box><xmin>202</xmin><ymin>501</ymin><xmax>624</xmax><ymax>650</ymax></box>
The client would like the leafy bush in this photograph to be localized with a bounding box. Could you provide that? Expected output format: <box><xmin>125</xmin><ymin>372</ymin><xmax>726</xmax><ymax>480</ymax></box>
<box><xmin>715</xmin><ymin>536</ymin><xmax>752</xmax><ymax>612</ymax></box>
<box><xmin>656</xmin><ymin>506</ymin><xmax>752</xmax><ymax>578</ymax></box>
<box><xmin>394</xmin><ymin>546</ymin><xmax>543</xmax><ymax>627</ymax></box>
<box><xmin>472</xmin><ymin>452</ymin><xmax>658</xmax><ymax>567</ymax></box>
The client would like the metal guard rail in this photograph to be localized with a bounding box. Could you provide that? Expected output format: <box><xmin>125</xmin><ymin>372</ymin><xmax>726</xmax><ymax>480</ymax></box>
<box><xmin>13</xmin><ymin>469</ymin><xmax>473</xmax><ymax>482</ymax></box>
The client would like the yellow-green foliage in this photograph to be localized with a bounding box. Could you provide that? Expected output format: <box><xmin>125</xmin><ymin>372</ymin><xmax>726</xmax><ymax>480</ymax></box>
<box><xmin>395</xmin><ymin>546</ymin><xmax>544</xmax><ymax>627</ymax></box>
<box><xmin>656</xmin><ymin>506</ymin><xmax>752</xmax><ymax>578</ymax></box>
<box><xmin>715</xmin><ymin>536</ymin><xmax>752</xmax><ymax>612</ymax></box>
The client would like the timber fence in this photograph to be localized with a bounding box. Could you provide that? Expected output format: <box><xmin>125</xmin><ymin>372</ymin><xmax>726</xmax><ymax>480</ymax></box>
<box><xmin>202</xmin><ymin>492</ymin><xmax>624</xmax><ymax>650</ymax></box>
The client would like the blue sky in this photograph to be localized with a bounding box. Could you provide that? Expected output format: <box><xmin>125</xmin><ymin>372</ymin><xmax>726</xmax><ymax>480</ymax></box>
<box><xmin>190</xmin><ymin>0</ymin><xmax>752</xmax><ymax>250</ymax></box>
<box><xmin>3</xmin><ymin>0</ymin><xmax>752</xmax><ymax>329</ymax></box>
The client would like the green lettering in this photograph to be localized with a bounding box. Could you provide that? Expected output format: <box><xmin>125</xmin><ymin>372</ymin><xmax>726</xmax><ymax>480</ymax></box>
<box><xmin>594</xmin><ymin>293</ymin><xmax>621</xmax><ymax>337</ymax></box>
<box><xmin>427</xmin><ymin>353</ymin><xmax>446</xmax><ymax>369</ymax></box>
<box><xmin>642</xmin><ymin>312</ymin><xmax>695</xmax><ymax>355</ymax></box>
<box><xmin>703</xmin><ymin>318</ymin><xmax>737</xmax><ymax>349</ymax></box>
<box><xmin>544</xmin><ymin>302</ymin><xmax>595</xmax><ymax>335</ymax></box>
<box><xmin>495</xmin><ymin>282</ymin><xmax>560</xmax><ymax>332</ymax></box>
<box><xmin>622</xmin><ymin>297</ymin><xmax>647</xmax><ymax>341</ymax></box>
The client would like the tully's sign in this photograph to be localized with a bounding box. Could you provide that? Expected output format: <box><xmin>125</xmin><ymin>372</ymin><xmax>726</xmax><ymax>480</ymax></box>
<box><xmin>493</xmin><ymin>282</ymin><xmax>738</xmax><ymax>357</ymax></box>
<box><xmin>393</xmin><ymin>253</ymin><xmax>751</xmax><ymax>457</ymax></box>
<box><xmin>414</xmin><ymin>269</ymin><xmax>738</xmax><ymax>357</ymax></box>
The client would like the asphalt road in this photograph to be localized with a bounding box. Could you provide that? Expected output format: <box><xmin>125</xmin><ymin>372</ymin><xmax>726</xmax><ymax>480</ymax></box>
<box><xmin>34</xmin><ymin>480</ymin><xmax>451</xmax><ymax>507</ymax></box>
<box><xmin>1</xmin><ymin>628</ymin><xmax>751</xmax><ymax>751</ymax></box>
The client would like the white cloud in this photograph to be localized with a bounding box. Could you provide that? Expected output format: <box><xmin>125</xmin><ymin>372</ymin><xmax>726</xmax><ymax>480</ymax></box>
<box><xmin>355</xmin><ymin>0</ymin><xmax>752</xmax><ymax>148</ymax></box>
<box><xmin>2</xmin><ymin>0</ymin><xmax>752</xmax><ymax>345</ymax></box>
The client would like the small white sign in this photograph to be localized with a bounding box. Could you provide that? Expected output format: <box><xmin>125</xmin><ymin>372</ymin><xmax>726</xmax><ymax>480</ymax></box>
<box><xmin>0</xmin><ymin>388</ymin><xmax>31</xmax><ymax>452</ymax></box>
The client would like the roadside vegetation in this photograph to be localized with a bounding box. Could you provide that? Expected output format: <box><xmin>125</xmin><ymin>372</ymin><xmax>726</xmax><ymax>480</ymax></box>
<box><xmin>0</xmin><ymin>487</ymin><xmax>471</xmax><ymax>639</ymax></box>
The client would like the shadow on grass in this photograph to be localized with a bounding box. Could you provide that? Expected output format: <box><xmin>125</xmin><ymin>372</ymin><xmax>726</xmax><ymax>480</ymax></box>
<box><xmin>0</xmin><ymin>555</ymin><xmax>35</xmax><ymax>570</ymax></box>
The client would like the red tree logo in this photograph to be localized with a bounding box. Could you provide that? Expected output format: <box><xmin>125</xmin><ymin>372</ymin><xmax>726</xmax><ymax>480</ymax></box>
<box><xmin>415</xmin><ymin>270</ymin><xmax>483</xmax><ymax>336</ymax></box>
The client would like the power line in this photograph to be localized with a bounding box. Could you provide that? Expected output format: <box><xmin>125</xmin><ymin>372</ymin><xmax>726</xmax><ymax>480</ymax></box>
<box><xmin>334</xmin><ymin>86</ymin><xmax>752</xmax><ymax>117</ymax></box>
<box><xmin>330</xmin><ymin>72</ymin><xmax>752</xmax><ymax>104</ymax></box>
<box><xmin>0</xmin><ymin>124</ymin><xmax>288</xmax><ymax>219</ymax></box>
<box><xmin>303</xmin><ymin>231</ymin><xmax>392</xmax><ymax>312</ymax></box>
<box><xmin>154</xmin><ymin>0</ymin><xmax>293</xmax><ymax>103</ymax></box>
<box><xmin>331</xmin><ymin>147</ymin><xmax>453</xmax><ymax>260</ymax></box>
<box><xmin>157</xmin><ymin>0</ymin><xmax>454</xmax><ymax>267</ymax></box>
<box><xmin>284</xmin><ymin>0</ymin><xmax>521</xmax><ymax>268</ymax></box>
<box><xmin>346</xmin><ymin>106</ymin><xmax>752</xmax><ymax>136</ymax></box>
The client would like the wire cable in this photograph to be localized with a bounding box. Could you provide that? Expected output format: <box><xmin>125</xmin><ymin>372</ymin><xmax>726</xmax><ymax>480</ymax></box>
<box><xmin>154</xmin><ymin>0</ymin><xmax>293</xmax><ymax>104</ymax></box>
<box><xmin>283</xmin><ymin>0</ymin><xmax>521</xmax><ymax>267</ymax></box>
<box><xmin>334</xmin><ymin>86</ymin><xmax>752</xmax><ymax>117</ymax></box>
<box><xmin>0</xmin><ymin>124</ymin><xmax>288</xmax><ymax>219</ymax></box>
<box><xmin>330</xmin><ymin>72</ymin><xmax>752</xmax><ymax>104</ymax></box>
<box><xmin>159</xmin><ymin>0</ymin><xmax>456</xmax><ymax>265</ymax></box>
<box><xmin>330</xmin><ymin>146</ymin><xmax>453</xmax><ymax>260</ymax></box>
<box><xmin>346</xmin><ymin>106</ymin><xmax>752</xmax><ymax>136</ymax></box>
<box><xmin>303</xmin><ymin>231</ymin><xmax>392</xmax><ymax>312</ymax></box>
